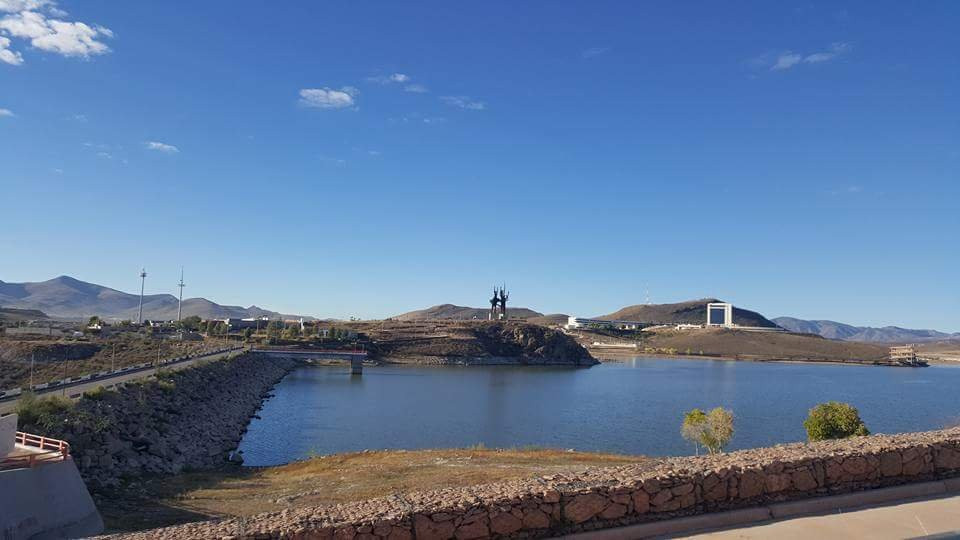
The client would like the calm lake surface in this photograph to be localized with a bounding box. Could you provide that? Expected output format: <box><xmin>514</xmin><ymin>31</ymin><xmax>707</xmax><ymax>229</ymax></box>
<box><xmin>238</xmin><ymin>358</ymin><xmax>960</xmax><ymax>466</ymax></box>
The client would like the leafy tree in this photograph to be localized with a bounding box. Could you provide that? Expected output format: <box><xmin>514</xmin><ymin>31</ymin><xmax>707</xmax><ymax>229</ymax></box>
<box><xmin>87</xmin><ymin>315</ymin><xmax>101</xmax><ymax>326</ymax></box>
<box><xmin>179</xmin><ymin>315</ymin><xmax>202</xmax><ymax>331</ymax></box>
<box><xmin>283</xmin><ymin>324</ymin><xmax>301</xmax><ymax>339</ymax></box>
<box><xmin>681</xmin><ymin>407</ymin><xmax>734</xmax><ymax>455</ymax></box>
<box><xmin>804</xmin><ymin>401</ymin><xmax>870</xmax><ymax>441</ymax></box>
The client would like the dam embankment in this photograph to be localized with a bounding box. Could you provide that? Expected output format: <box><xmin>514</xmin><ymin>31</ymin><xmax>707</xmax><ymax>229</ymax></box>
<box><xmin>16</xmin><ymin>352</ymin><xmax>298</xmax><ymax>488</ymax></box>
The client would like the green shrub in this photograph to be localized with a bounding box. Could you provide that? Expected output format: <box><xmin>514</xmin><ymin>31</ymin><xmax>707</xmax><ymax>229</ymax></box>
<box><xmin>15</xmin><ymin>392</ymin><xmax>73</xmax><ymax>431</ymax></box>
<box><xmin>83</xmin><ymin>386</ymin><xmax>110</xmax><ymax>401</ymax></box>
<box><xmin>804</xmin><ymin>401</ymin><xmax>870</xmax><ymax>441</ymax></box>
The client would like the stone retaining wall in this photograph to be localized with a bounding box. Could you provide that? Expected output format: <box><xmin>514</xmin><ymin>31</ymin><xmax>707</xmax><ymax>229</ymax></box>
<box><xmin>110</xmin><ymin>427</ymin><xmax>960</xmax><ymax>539</ymax></box>
<box><xmin>17</xmin><ymin>352</ymin><xmax>298</xmax><ymax>488</ymax></box>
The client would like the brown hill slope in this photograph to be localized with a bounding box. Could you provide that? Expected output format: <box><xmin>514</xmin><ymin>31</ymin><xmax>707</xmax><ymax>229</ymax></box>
<box><xmin>393</xmin><ymin>304</ymin><xmax>543</xmax><ymax>321</ymax></box>
<box><xmin>598</xmin><ymin>299</ymin><xmax>779</xmax><ymax>328</ymax></box>
<box><xmin>639</xmin><ymin>327</ymin><xmax>888</xmax><ymax>362</ymax></box>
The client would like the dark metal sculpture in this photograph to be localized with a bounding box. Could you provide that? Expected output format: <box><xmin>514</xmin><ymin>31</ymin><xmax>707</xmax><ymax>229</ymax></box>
<box><xmin>488</xmin><ymin>285</ymin><xmax>510</xmax><ymax>320</ymax></box>
<box><xmin>499</xmin><ymin>286</ymin><xmax>509</xmax><ymax>320</ymax></box>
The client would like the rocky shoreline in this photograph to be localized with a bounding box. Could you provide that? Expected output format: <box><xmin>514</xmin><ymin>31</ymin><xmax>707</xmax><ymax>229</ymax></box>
<box><xmin>17</xmin><ymin>352</ymin><xmax>298</xmax><ymax>489</ymax></box>
<box><xmin>367</xmin><ymin>321</ymin><xmax>597</xmax><ymax>367</ymax></box>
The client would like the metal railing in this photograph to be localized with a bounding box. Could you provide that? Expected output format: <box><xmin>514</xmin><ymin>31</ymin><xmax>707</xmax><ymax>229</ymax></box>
<box><xmin>0</xmin><ymin>431</ymin><xmax>71</xmax><ymax>470</ymax></box>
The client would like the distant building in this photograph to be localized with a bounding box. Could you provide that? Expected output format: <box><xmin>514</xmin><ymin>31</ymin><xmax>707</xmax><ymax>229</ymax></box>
<box><xmin>706</xmin><ymin>302</ymin><xmax>734</xmax><ymax>327</ymax></box>
<box><xmin>566</xmin><ymin>317</ymin><xmax>644</xmax><ymax>330</ymax></box>
<box><xmin>222</xmin><ymin>317</ymin><xmax>269</xmax><ymax>330</ymax></box>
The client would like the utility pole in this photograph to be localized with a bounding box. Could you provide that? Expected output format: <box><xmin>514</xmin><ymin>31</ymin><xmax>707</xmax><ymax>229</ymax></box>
<box><xmin>177</xmin><ymin>267</ymin><xmax>185</xmax><ymax>323</ymax></box>
<box><xmin>30</xmin><ymin>353</ymin><xmax>35</xmax><ymax>388</ymax></box>
<box><xmin>137</xmin><ymin>268</ymin><xmax>148</xmax><ymax>326</ymax></box>
<box><xmin>111</xmin><ymin>343</ymin><xmax>116</xmax><ymax>372</ymax></box>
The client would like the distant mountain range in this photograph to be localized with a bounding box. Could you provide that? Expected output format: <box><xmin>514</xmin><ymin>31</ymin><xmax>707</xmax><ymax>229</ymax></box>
<box><xmin>392</xmin><ymin>304</ymin><xmax>544</xmax><ymax>321</ymax></box>
<box><xmin>597</xmin><ymin>299</ymin><xmax>780</xmax><ymax>328</ymax></box>
<box><xmin>0</xmin><ymin>276</ymin><xmax>312</xmax><ymax>321</ymax></box>
<box><xmin>772</xmin><ymin>317</ymin><xmax>960</xmax><ymax>343</ymax></box>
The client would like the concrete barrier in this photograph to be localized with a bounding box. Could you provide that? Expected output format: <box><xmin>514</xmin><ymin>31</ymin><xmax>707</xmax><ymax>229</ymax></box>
<box><xmin>0</xmin><ymin>457</ymin><xmax>104</xmax><ymax>539</ymax></box>
<box><xmin>0</xmin><ymin>413</ymin><xmax>17</xmax><ymax>457</ymax></box>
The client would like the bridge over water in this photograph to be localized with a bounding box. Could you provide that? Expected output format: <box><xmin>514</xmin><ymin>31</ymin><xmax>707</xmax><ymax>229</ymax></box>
<box><xmin>251</xmin><ymin>348</ymin><xmax>368</xmax><ymax>374</ymax></box>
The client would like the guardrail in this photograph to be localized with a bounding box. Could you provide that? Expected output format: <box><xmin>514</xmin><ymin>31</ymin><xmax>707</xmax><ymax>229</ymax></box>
<box><xmin>0</xmin><ymin>431</ymin><xmax>71</xmax><ymax>470</ymax></box>
<box><xmin>0</xmin><ymin>346</ymin><xmax>245</xmax><ymax>402</ymax></box>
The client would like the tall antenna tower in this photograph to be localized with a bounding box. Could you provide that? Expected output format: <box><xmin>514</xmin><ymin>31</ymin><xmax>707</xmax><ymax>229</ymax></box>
<box><xmin>177</xmin><ymin>267</ymin><xmax>186</xmax><ymax>322</ymax></box>
<box><xmin>137</xmin><ymin>268</ymin><xmax>147</xmax><ymax>325</ymax></box>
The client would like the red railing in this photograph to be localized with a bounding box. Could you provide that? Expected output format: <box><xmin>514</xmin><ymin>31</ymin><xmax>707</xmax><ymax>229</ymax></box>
<box><xmin>0</xmin><ymin>431</ymin><xmax>71</xmax><ymax>470</ymax></box>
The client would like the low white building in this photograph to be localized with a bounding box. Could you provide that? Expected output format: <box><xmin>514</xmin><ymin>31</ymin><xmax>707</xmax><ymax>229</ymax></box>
<box><xmin>566</xmin><ymin>317</ymin><xmax>644</xmax><ymax>330</ymax></box>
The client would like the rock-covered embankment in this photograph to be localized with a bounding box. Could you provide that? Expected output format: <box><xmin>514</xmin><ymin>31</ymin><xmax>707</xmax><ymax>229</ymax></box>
<box><xmin>18</xmin><ymin>352</ymin><xmax>297</xmax><ymax>488</ymax></box>
<box><xmin>370</xmin><ymin>321</ymin><xmax>596</xmax><ymax>366</ymax></box>
<box><xmin>108</xmin><ymin>428</ymin><xmax>960</xmax><ymax>539</ymax></box>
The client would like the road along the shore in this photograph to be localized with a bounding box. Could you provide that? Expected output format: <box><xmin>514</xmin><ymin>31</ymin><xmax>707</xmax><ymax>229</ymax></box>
<box><xmin>0</xmin><ymin>346</ymin><xmax>246</xmax><ymax>415</ymax></box>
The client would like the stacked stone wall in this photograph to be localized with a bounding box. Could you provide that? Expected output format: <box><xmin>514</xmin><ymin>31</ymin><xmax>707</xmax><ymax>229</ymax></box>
<box><xmin>110</xmin><ymin>427</ymin><xmax>960</xmax><ymax>539</ymax></box>
<box><xmin>17</xmin><ymin>352</ymin><xmax>298</xmax><ymax>488</ymax></box>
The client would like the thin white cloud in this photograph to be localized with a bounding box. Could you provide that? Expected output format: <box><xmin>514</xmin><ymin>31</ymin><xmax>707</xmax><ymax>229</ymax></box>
<box><xmin>0</xmin><ymin>106</ymin><xmax>13</xmax><ymax>116</ymax></box>
<box><xmin>299</xmin><ymin>87</ymin><xmax>358</xmax><ymax>109</ymax></box>
<box><xmin>766</xmin><ymin>42</ymin><xmax>851</xmax><ymax>71</ymax></box>
<box><xmin>440</xmin><ymin>95</ymin><xmax>486</xmax><ymax>110</ymax></box>
<box><xmin>804</xmin><ymin>42</ymin><xmax>850</xmax><ymax>64</ymax></box>
<box><xmin>404</xmin><ymin>83</ymin><xmax>428</xmax><ymax>93</ymax></box>
<box><xmin>581</xmin><ymin>47</ymin><xmax>610</xmax><ymax>58</ymax></box>
<box><xmin>0</xmin><ymin>35</ymin><xmax>22</xmax><ymax>64</ymax></box>
<box><xmin>367</xmin><ymin>72</ymin><xmax>410</xmax><ymax>85</ymax></box>
<box><xmin>0</xmin><ymin>1</ymin><xmax>112</xmax><ymax>64</ymax></box>
<box><xmin>771</xmin><ymin>53</ymin><xmax>803</xmax><ymax>71</ymax></box>
<box><xmin>144</xmin><ymin>141</ymin><xmax>179</xmax><ymax>154</ymax></box>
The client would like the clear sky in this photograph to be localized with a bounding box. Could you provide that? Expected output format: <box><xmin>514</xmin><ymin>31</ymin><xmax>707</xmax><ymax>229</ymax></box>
<box><xmin>1</xmin><ymin>1</ymin><xmax>957</xmax><ymax>330</ymax></box>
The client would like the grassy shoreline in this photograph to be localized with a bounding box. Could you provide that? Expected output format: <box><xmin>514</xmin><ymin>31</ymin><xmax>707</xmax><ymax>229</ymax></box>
<box><xmin>95</xmin><ymin>447</ymin><xmax>650</xmax><ymax>534</ymax></box>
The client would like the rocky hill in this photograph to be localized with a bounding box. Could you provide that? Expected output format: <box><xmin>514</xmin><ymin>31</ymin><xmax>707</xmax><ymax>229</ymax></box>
<box><xmin>0</xmin><ymin>275</ymin><xmax>310</xmax><ymax>321</ymax></box>
<box><xmin>772</xmin><ymin>317</ymin><xmax>960</xmax><ymax>343</ymax></box>
<box><xmin>358</xmin><ymin>320</ymin><xmax>596</xmax><ymax>366</ymax></box>
<box><xmin>393</xmin><ymin>304</ymin><xmax>543</xmax><ymax>321</ymax></box>
<box><xmin>597</xmin><ymin>299</ymin><xmax>779</xmax><ymax>328</ymax></box>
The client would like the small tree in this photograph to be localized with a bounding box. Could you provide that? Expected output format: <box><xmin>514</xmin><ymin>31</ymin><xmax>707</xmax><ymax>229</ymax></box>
<box><xmin>179</xmin><ymin>315</ymin><xmax>202</xmax><ymax>331</ymax></box>
<box><xmin>804</xmin><ymin>401</ymin><xmax>870</xmax><ymax>441</ymax></box>
<box><xmin>681</xmin><ymin>407</ymin><xmax>734</xmax><ymax>455</ymax></box>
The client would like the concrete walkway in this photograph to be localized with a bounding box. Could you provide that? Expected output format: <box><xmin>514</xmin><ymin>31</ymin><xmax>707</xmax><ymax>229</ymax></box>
<box><xmin>686</xmin><ymin>493</ymin><xmax>960</xmax><ymax>539</ymax></box>
<box><xmin>558</xmin><ymin>481</ymin><xmax>960</xmax><ymax>540</ymax></box>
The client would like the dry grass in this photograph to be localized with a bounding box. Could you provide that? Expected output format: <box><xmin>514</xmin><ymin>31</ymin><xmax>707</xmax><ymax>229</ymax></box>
<box><xmin>97</xmin><ymin>447</ymin><xmax>648</xmax><ymax>533</ymax></box>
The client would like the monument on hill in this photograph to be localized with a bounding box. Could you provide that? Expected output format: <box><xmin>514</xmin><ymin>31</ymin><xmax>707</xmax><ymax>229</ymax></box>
<box><xmin>488</xmin><ymin>286</ymin><xmax>509</xmax><ymax>320</ymax></box>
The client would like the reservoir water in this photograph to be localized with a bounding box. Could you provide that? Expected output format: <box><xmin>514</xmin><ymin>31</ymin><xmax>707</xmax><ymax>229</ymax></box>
<box><xmin>238</xmin><ymin>358</ymin><xmax>960</xmax><ymax>466</ymax></box>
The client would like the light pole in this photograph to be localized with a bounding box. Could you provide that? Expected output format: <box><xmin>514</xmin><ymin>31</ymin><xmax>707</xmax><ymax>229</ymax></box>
<box><xmin>177</xmin><ymin>267</ymin><xmax>185</xmax><ymax>323</ymax></box>
<box><xmin>137</xmin><ymin>268</ymin><xmax>147</xmax><ymax>326</ymax></box>
<box><xmin>30</xmin><ymin>353</ymin><xmax>34</xmax><ymax>388</ymax></box>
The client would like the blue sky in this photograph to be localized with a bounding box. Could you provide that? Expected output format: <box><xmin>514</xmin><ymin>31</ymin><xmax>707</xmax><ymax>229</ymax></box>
<box><xmin>1</xmin><ymin>1</ymin><xmax>957</xmax><ymax>330</ymax></box>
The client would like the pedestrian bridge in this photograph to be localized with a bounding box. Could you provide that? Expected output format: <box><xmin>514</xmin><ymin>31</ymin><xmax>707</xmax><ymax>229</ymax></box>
<box><xmin>251</xmin><ymin>348</ymin><xmax>368</xmax><ymax>374</ymax></box>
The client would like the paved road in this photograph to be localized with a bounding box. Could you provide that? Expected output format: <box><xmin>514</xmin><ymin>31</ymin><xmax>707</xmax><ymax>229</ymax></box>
<box><xmin>685</xmin><ymin>493</ymin><xmax>960</xmax><ymax>539</ymax></box>
<box><xmin>0</xmin><ymin>347</ymin><xmax>245</xmax><ymax>415</ymax></box>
